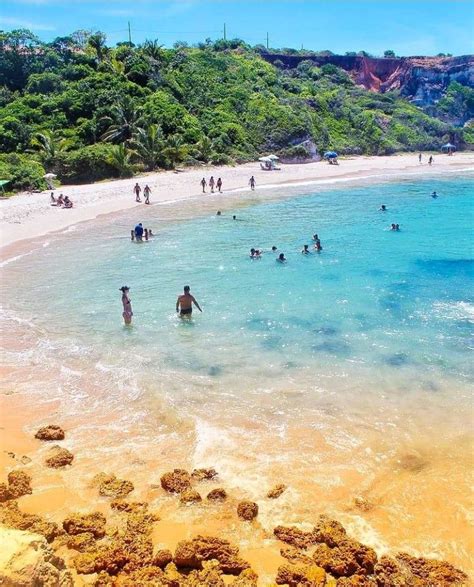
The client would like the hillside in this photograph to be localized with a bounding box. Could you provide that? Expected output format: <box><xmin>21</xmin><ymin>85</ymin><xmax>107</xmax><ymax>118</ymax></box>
<box><xmin>0</xmin><ymin>30</ymin><xmax>473</xmax><ymax>191</ymax></box>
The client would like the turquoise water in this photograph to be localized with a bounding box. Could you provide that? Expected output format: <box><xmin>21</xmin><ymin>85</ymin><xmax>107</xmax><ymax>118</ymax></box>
<box><xmin>1</xmin><ymin>173</ymin><xmax>473</xmax><ymax>567</ymax></box>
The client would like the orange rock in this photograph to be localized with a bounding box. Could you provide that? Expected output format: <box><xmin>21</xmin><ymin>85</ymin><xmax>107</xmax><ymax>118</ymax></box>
<box><xmin>160</xmin><ymin>469</ymin><xmax>191</xmax><ymax>493</ymax></box>
<box><xmin>0</xmin><ymin>483</ymin><xmax>10</xmax><ymax>503</ymax></box>
<box><xmin>66</xmin><ymin>531</ymin><xmax>97</xmax><ymax>552</ymax></box>
<box><xmin>267</xmin><ymin>484</ymin><xmax>287</xmax><ymax>499</ymax></box>
<box><xmin>7</xmin><ymin>470</ymin><xmax>32</xmax><ymax>499</ymax></box>
<box><xmin>153</xmin><ymin>548</ymin><xmax>173</xmax><ymax>569</ymax></box>
<box><xmin>274</xmin><ymin>525</ymin><xmax>313</xmax><ymax>549</ymax></box>
<box><xmin>63</xmin><ymin>512</ymin><xmax>107</xmax><ymax>538</ymax></box>
<box><xmin>237</xmin><ymin>501</ymin><xmax>258</xmax><ymax>521</ymax></box>
<box><xmin>44</xmin><ymin>446</ymin><xmax>73</xmax><ymax>468</ymax></box>
<box><xmin>180</xmin><ymin>489</ymin><xmax>202</xmax><ymax>504</ymax></box>
<box><xmin>312</xmin><ymin>539</ymin><xmax>377</xmax><ymax>578</ymax></box>
<box><xmin>207</xmin><ymin>488</ymin><xmax>228</xmax><ymax>501</ymax></box>
<box><xmin>191</xmin><ymin>468</ymin><xmax>218</xmax><ymax>481</ymax></box>
<box><xmin>0</xmin><ymin>500</ymin><xmax>62</xmax><ymax>542</ymax></box>
<box><xmin>275</xmin><ymin>563</ymin><xmax>326</xmax><ymax>586</ymax></box>
<box><xmin>174</xmin><ymin>535</ymin><xmax>250</xmax><ymax>574</ymax></box>
<box><xmin>110</xmin><ymin>500</ymin><xmax>148</xmax><ymax>513</ymax></box>
<box><xmin>34</xmin><ymin>425</ymin><xmax>65</xmax><ymax>441</ymax></box>
<box><xmin>98</xmin><ymin>475</ymin><xmax>134</xmax><ymax>499</ymax></box>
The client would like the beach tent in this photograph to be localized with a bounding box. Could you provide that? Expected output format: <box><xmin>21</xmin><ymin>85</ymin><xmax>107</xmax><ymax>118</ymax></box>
<box><xmin>0</xmin><ymin>179</ymin><xmax>10</xmax><ymax>195</ymax></box>
<box><xmin>323</xmin><ymin>151</ymin><xmax>338</xmax><ymax>159</ymax></box>
<box><xmin>259</xmin><ymin>156</ymin><xmax>280</xmax><ymax>170</ymax></box>
<box><xmin>441</xmin><ymin>143</ymin><xmax>456</xmax><ymax>150</ymax></box>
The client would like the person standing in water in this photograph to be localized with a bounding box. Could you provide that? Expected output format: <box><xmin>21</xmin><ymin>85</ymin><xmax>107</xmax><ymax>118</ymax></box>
<box><xmin>134</xmin><ymin>222</ymin><xmax>144</xmax><ymax>241</ymax></box>
<box><xmin>144</xmin><ymin>184</ymin><xmax>151</xmax><ymax>205</ymax></box>
<box><xmin>200</xmin><ymin>178</ymin><xmax>207</xmax><ymax>193</ymax></box>
<box><xmin>209</xmin><ymin>176</ymin><xmax>215</xmax><ymax>193</ymax></box>
<box><xmin>176</xmin><ymin>285</ymin><xmax>202</xmax><ymax>317</ymax></box>
<box><xmin>249</xmin><ymin>176</ymin><xmax>256</xmax><ymax>190</ymax></box>
<box><xmin>277</xmin><ymin>253</ymin><xmax>286</xmax><ymax>263</ymax></box>
<box><xmin>120</xmin><ymin>286</ymin><xmax>133</xmax><ymax>325</ymax></box>
<box><xmin>216</xmin><ymin>178</ymin><xmax>223</xmax><ymax>193</ymax></box>
<box><xmin>302</xmin><ymin>244</ymin><xmax>310</xmax><ymax>254</ymax></box>
<box><xmin>133</xmin><ymin>183</ymin><xmax>141</xmax><ymax>202</ymax></box>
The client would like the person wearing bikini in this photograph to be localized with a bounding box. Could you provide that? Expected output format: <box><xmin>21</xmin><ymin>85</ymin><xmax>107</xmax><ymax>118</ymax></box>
<box><xmin>120</xmin><ymin>286</ymin><xmax>133</xmax><ymax>325</ymax></box>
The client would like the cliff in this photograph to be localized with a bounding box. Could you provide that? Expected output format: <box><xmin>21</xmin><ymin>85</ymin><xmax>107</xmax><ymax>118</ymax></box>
<box><xmin>262</xmin><ymin>53</ymin><xmax>474</xmax><ymax>110</ymax></box>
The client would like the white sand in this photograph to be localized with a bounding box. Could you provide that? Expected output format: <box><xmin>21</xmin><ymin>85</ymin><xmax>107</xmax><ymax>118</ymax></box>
<box><xmin>1</xmin><ymin>153</ymin><xmax>473</xmax><ymax>251</ymax></box>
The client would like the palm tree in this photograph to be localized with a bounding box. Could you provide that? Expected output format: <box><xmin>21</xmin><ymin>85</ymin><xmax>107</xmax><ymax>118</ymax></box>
<box><xmin>108</xmin><ymin>143</ymin><xmax>134</xmax><ymax>177</ymax></box>
<box><xmin>88</xmin><ymin>32</ymin><xmax>108</xmax><ymax>62</ymax></box>
<box><xmin>162</xmin><ymin>135</ymin><xmax>188</xmax><ymax>169</ymax></box>
<box><xmin>141</xmin><ymin>39</ymin><xmax>164</xmax><ymax>62</ymax></box>
<box><xmin>101</xmin><ymin>99</ymin><xmax>143</xmax><ymax>145</ymax></box>
<box><xmin>29</xmin><ymin>130</ymin><xmax>72</xmax><ymax>165</ymax></box>
<box><xmin>196</xmin><ymin>136</ymin><xmax>214</xmax><ymax>163</ymax></box>
<box><xmin>132</xmin><ymin>125</ymin><xmax>164</xmax><ymax>170</ymax></box>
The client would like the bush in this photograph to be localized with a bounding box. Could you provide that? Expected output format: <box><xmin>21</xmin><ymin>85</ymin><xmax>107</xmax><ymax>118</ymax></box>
<box><xmin>53</xmin><ymin>143</ymin><xmax>121</xmax><ymax>183</ymax></box>
<box><xmin>0</xmin><ymin>153</ymin><xmax>46</xmax><ymax>191</ymax></box>
<box><xmin>26</xmin><ymin>72</ymin><xmax>64</xmax><ymax>94</ymax></box>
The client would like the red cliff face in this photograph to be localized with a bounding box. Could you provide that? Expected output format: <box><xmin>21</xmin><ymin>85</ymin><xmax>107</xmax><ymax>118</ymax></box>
<box><xmin>262</xmin><ymin>53</ymin><xmax>474</xmax><ymax>107</ymax></box>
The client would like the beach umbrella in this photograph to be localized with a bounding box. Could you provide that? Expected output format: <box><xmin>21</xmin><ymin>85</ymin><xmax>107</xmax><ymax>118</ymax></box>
<box><xmin>324</xmin><ymin>151</ymin><xmax>338</xmax><ymax>159</ymax></box>
<box><xmin>43</xmin><ymin>173</ymin><xmax>57</xmax><ymax>179</ymax></box>
<box><xmin>267</xmin><ymin>154</ymin><xmax>280</xmax><ymax>160</ymax></box>
<box><xmin>441</xmin><ymin>143</ymin><xmax>456</xmax><ymax>150</ymax></box>
<box><xmin>0</xmin><ymin>179</ymin><xmax>10</xmax><ymax>195</ymax></box>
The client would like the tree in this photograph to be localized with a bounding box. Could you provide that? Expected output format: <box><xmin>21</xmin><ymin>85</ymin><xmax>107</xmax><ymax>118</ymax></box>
<box><xmin>88</xmin><ymin>32</ymin><xmax>108</xmax><ymax>62</ymax></box>
<box><xmin>141</xmin><ymin>39</ymin><xmax>164</xmax><ymax>62</ymax></box>
<box><xmin>384</xmin><ymin>50</ymin><xmax>396</xmax><ymax>57</ymax></box>
<box><xmin>29</xmin><ymin>130</ymin><xmax>72</xmax><ymax>166</ymax></box>
<box><xmin>132</xmin><ymin>124</ymin><xmax>164</xmax><ymax>170</ymax></box>
<box><xmin>162</xmin><ymin>135</ymin><xmax>188</xmax><ymax>168</ymax></box>
<box><xmin>101</xmin><ymin>99</ymin><xmax>143</xmax><ymax>144</ymax></box>
<box><xmin>195</xmin><ymin>136</ymin><xmax>214</xmax><ymax>162</ymax></box>
<box><xmin>107</xmin><ymin>143</ymin><xmax>134</xmax><ymax>177</ymax></box>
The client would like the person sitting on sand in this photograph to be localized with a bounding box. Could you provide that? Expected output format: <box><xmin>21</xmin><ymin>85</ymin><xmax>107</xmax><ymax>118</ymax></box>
<box><xmin>63</xmin><ymin>196</ymin><xmax>73</xmax><ymax>208</ymax></box>
<box><xmin>201</xmin><ymin>178</ymin><xmax>207</xmax><ymax>193</ymax></box>
<box><xmin>134</xmin><ymin>222</ymin><xmax>144</xmax><ymax>241</ymax></box>
<box><xmin>144</xmin><ymin>184</ymin><xmax>151</xmax><ymax>205</ymax></box>
<box><xmin>209</xmin><ymin>176</ymin><xmax>215</xmax><ymax>193</ymax></box>
<box><xmin>120</xmin><ymin>286</ymin><xmax>133</xmax><ymax>325</ymax></box>
<box><xmin>176</xmin><ymin>285</ymin><xmax>202</xmax><ymax>317</ymax></box>
<box><xmin>133</xmin><ymin>183</ymin><xmax>141</xmax><ymax>202</ymax></box>
<box><xmin>277</xmin><ymin>253</ymin><xmax>286</xmax><ymax>263</ymax></box>
<box><xmin>302</xmin><ymin>244</ymin><xmax>310</xmax><ymax>254</ymax></box>
<box><xmin>216</xmin><ymin>178</ymin><xmax>223</xmax><ymax>193</ymax></box>
<box><xmin>380</xmin><ymin>205</ymin><xmax>387</xmax><ymax>211</ymax></box>
<box><xmin>431</xmin><ymin>191</ymin><xmax>438</xmax><ymax>198</ymax></box>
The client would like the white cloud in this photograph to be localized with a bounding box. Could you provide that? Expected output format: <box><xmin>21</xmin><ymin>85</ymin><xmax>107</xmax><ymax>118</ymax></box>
<box><xmin>0</xmin><ymin>16</ymin><xmax>56</xmax><ymax>31</ymax></box>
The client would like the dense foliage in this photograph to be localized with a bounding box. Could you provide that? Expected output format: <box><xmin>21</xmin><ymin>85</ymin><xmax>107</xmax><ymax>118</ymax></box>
<box><xmin>0</xmin><ymin>30</ymin><xmax>471</xmax><ymax>191</ymax></box>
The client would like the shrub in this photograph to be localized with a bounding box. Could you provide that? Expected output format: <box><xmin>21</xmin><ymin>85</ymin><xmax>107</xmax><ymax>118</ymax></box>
<box><xmin>0</xmin><ymin>153</ymin><xmax>46</xmax><ymax>191</ymax></box>
<box><xmin>53</xmin><ymin>143</ymin><xmax>121</xmax><ymax>183</ymax></box>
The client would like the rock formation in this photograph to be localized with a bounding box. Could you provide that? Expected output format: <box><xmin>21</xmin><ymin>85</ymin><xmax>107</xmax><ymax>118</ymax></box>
<box><xmin>34</xmin><ymin>425</ymin><xmax>65</xmax><ymax>441</ymax></box>
<box><xmin>160</xmin><ymin>468</ymin><xmax>192</xmax><ymax>493</ymax></box>
<box><xmin>237</xmin><ymin>501</ymin><xmax>259</xmax><ymax>521</ymax></box>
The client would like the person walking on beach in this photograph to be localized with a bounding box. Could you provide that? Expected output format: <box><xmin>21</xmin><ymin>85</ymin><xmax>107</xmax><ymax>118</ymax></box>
<box><xmin>200</xmin><ymin>178</ymin><xmax>207</xmax><ymax>193</ymax></box>
<box><xmin>216</xmin><ymin>178</ymin><xmax>223</xmax><ymax>193</ymax></box>
<box><xmin>418</xmin><ymin>153</ymin><xmax>422</xmax><ymax>164</ymax></box>
<box><xmin>120</xmin><ymin>286</ymin><xmax>133</xmax><ymax>325</ymax></box>
<box><xmin>428</xmin><ymin>155</ymin><xmax>433</xmax><ymax>166</ymax></box>
<box><xmin>249</xmin><ymin>176</ymin><xmax>256</xmax><ymax>190</ymax></box>
<box><xmin>144</xmin><ymin>184</ymin><xmax>151</xmax><ymax>205</ymax></box>
<box><xmin>133</xmin><ymin>183</ymin><xmax>141</xmax><ymax>202</ymax></box>
<box><xmin>209</xmin><ymin>176</ymin><xmax>215</xmax><ymax>193</ymax></box>
<box><xmin>176</xmin><ymin>285</ymin><xmax>202</xmax><ymax>317</ymax></box>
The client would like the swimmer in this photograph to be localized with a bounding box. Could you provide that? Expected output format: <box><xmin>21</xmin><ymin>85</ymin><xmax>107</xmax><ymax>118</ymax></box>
<box><xmin>176</xmin><ymin>285</ymin><xmax>202</xmax><ymax>317</ymax></box>
<box><xmin>216</xmin><ymin>210</ymin><xmax>222</xmax><ymax>216</ymax></box>
<box><xmin>255</xmin><ymin>249</ymin><xmax>262</xmax><ymax>257</ymax></box>
<box><xmin>120</xmin><ymin>286</ymin><xmax>133</xmax><ymax>325</ymax></box>
<box><xmin>271</xmin><ymin>246</ymin><xmax>278</xmax><ymax>252</ymax></box>
<box><xmin>277</xmin><ymin>253</ymin><xmax>286</xmax><ymax>263</ymax></box>
<box><xmin>232</xmin><ymin>215</ymin><xmax>237</xmax><ymax>220</ymax></box>
<box><xmin>390</xmin><ymin>223</ymin><xmax>396</xmax><ymax>230</ymax></box>
<box><xmin>148</xmin><ymin>229</ymin><xmax>154</xmax><ymax>237</ymax></box>
<box><xmin>431</xmin><ymin>191</ymin><xmax>438</xmax><ymax>198</ymax></box>
<box><xmin>250</xmin><ymin>248</ymin><xmax>256</xmax><ymax>258</ymax></box>
<box><xmin>379</xmin><ymin>205</ymin><xmax>387</xmax><ymax>211</ymax></box>
<box><xmin>395</xmin><ymin>224</ymin><xmax>400</xmax><ymax>231</ymax></box>
<box><xmin>314</xmin><ymin>240</ymin><xmax>322</xmax><ymax>252</ymax></box>
<box><xmin>134</xmin><ymin>222</ymin><xmax>144</xmax><ymax>241</ymax></box>
<box><xmin>302</xmin><ymin>244</ymin><xmax>310</xmax><ymax>254</ymax></box>
<box><xmin>312</xmin><ymin>234</ymin><xmax>319</xmax><ymax>241</ymax></box>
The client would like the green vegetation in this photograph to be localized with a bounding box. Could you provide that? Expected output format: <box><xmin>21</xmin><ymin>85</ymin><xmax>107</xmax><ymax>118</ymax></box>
<box><xmin>0</xmin><ymin>29</ymin><xmax>471</xmax><ymax>191</ymax></box>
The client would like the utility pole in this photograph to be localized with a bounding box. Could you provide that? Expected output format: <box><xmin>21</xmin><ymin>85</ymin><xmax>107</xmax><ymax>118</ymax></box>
<box><xmin>223</xmin><ymin>23</ymin><xmax>227</xmax><ymax>41</ymax></box>
<box><xmin>266</xmin><ymin>32</ymin><xmax>269</xmax><ymax>49</ymax></box>
<box><xmin>128</xmin><ymin>21</ymin><xmax>132</xmax><ymax>46</ymax></box>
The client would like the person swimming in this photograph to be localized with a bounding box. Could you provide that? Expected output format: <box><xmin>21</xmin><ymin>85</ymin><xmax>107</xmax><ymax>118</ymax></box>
<box><xmin>216</xmin><ymin>210</ymin><xmax>222</xmax><ymax>216</ymax></box>
<box><xmin>277</xmin><ymin>253</ymin><xmax>286</xmax><ymax>263</ymax></box>
<box><xmin>302</xmin><ymin>244</ymin><xmax>310</xmax><ymax>254</ymax></box>
<box><xmin>380</xmin><ymin>205</ymin><xmax>387</xmax><ymax>211</ymax></box>
<box><xmin>176</xmin><ymin>285</ymin><xmax>202</xmax><ymax>317</ymax></box>
<box><xmin>314</xmin><ymin>240</ymin><xmax>322</xmax><ymax>251</ymax></box>
<box><xmin>271</xmin><ymin>246</ymin><xmax>277</xmax><ymax>252</ymax></box>
<box><xmin>120</xmin><ymin>286</ymin><xmax>133</xmax><ymax>325</ymax></box>
<box><xmin>431</xmin><ymin>191</ymin><xmax>438</xmax><ymax>198</ymax></box>
<box><xmin>232</xmin><ymin>215</ymin><xmax>237</xmax><ymax>220</ymax></box>
<box><xmin>312</xmin><ymin>234</ymin><xmax>319</xmax><ymax>241</ymax></box>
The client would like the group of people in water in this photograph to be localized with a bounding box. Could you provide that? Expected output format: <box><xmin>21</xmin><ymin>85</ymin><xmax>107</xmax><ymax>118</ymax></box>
<box><xmin>50</xmin><ymin>193</ymin><xmax>73</xmax><ymax>208</ymax></box>
<box><xmin>131</xmin><ymin>222</ymin><xmax>154</xmax><ymax>241</ymax></box>
<box><xmin>249</xmin><ymin>233</ymin><xmax>323</xmax><ymax>264</ymax></box>
<box><xmin>133</xmin><ymin>183</ymin><xmax>152</xmax><ymax>204</ymax></box>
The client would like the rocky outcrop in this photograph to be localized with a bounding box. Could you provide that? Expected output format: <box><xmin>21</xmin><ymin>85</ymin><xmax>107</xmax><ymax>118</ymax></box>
<box><xmin>374</xmin><ymin>553</ymin><xmax>468</xmax><ymax>586</ymax></box>
<box><xmin>160</xmin><ymin>469</ymin><xmax>192</xmax><ymax>493</ymax></box>
<box><xmin>97</xmin><ymin>474</ymin><xmax>134</xmax><ymax>499</ymax></box>
<box><xmin>63</xmin><ymin>512</ymin><xmax>107</xmax><ymax>538</ymax></box>
<box><xmin>0</xmin><ymin>470</ymin><xmax>32</xmax><ymax>502</ymax></box>
<box><xmin>207</xmin><ymin>488</ymin><xmax>228</xmax><ymax>501</ymax></box>
<box><xmin>174</xmin><ymin>535</ymin><xmax>250</xmax><ymax>574</ymax></box>
<box><xmin>191</xmin><ymin>467</ymin><xmax>218</xmax><ymax>481</ymax></box>
<box><xmin>267</xmin><ymin>483</ymin><xmax>287</xmax><ymax>499</ymax></box>
<box><xmin>34</xmin><ymin>425</ymin><xmax>65</xmax><ymax>441</ymax></box>
<box><xmin>0</xmin><ymin>526</ymin><xmax>73</xmax><ymax>586</ymax></box>
<box><xmin>44</xmin><ymin>446</ymin><xmax>73</xmax><ymax>468</ymax></box>
<box><xmin>237</xmin><ymin>501</ymin><xmax>258</xmax><ymax>521</ymax></box>
<box><xmin>0</xmin><ymin>501</ymin><xmax>62</xmax><ymax>542</ymax></box>
<box><xmin>275</xmin><ymin>562</ymin><xmax>326</xmax><ymax>586</ymax></box>
<box><xmin>180</xmin><ymin>489</ymin><xmax>202</xmax><ymax>504</ymax></box>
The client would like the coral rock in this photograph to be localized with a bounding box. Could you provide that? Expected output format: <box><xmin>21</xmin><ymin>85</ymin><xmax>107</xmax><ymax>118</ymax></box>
<box><xmin>110</xmin><ymin>500</ymin><xmax>148</xmax><ymax>513</ymax></box>
<box><xmin>7</xmin><ymin>470</ymin><xmax>33</xmax><ymax>499</ymax></box>
<box><xmin>237</xmin><ymin>501</ymin><xmax>258</xmax><ymax>521</ymax></box>
<box><xmin>191</xmin><ymin>468</ymin><xmax>218</xmax><ymax>481</ymax></box>
<box><xmin>174</xmin><ymin>535</ymin><xmax>250</xmax><ymax>575</ymax></box>
<box><xmin>180</xmin><ymin>489</ymin><xmax>202</xmax><ymax>504</ymax></box>
<box><xmin>267</xmin><ymin>484</ymin><xmax>287</xmax><ymax>499</ymax></box>
<box><xmin>312</xmin><ymin>539</ymin><xmax>377</xmax><ymax>578</ymax></box>
<box><xmin>98</xmin><ymin>475</ymin><xmax>134</xmax><ymax>499</ymax></box>
<box><xmin>230</xmin><ymin>569</ymin><xmax>259</xmax><ymax>586</ymax></box>
<box><xmin>207</xmin><ymin>488</ymin><xmax>228</xmax><ymax>501</ymax></box>
<box><xmin>66</xmin><ymin>531</ymin><xmax>97</xmax><ymax>552</ymax></box>
<box><xmin>34</xmin><ymin>425</ymin><xmax>65</xmax><ymax>441</ymax></box>
<box><xmin>45</xmin><ymin>446</ymin><xmax>74</xmax><ymax>468</ymax></box>
<box><xmin>353</xmin><ymin>497</ymin><xmax>374</xmax><ymax>512</ymax></box>
<box><xmin>0</xmin><ymin>500</ymin><xmax>62</xmax><ymax>542</ymax></box>
<box><xmin>187</xmin><ymin>559</ymin><xmax>225</xmax><ymax>586</ymax></box>
<box><xmin>276</xmin><ymin>563</ymin><xmax>326</xmax><ymax>586</ymax></box>
<box><xmin>63</xmin><ymin>512</ymin><xmax>107</xmax><ymax>538</ymax></box>
<box><xmin>0</xmin><ymin>482</ymin><xmax>11</xmax><ymax>503</ymax></box>
<box><xmin>280</xmin><ymin>546</ymin><xmax>314</xmax><ymax>565</ymax></box>
<box><xmin>312</xmin><ymin>515</ymin><xmax>348</xmax><ymax>547</ymax></box>
<box><xmin>114</xmin><ymin>566</ymin><xmax>164</xmax><ymax>586</ymax></box>
<box><xmin>153</xmin><ymin>548</ymin><xmax>173</xmax><ymax>569</ymax></box>
<box><xmin>0</xmin><ymin>526</ymin><xmax>72</xmax><ymax>587</ymax></box>
<box><xmin>160</xmin><ymin>469</ymin><xmax>191</xmax><ymax>493</ymax></box>
<box><xmin>274</xmin><ymin>525</ymin><xmax>314</xmax><ymax>549</ymax></box>
<box><xmin>337</xmin><ymin>576</ymin><xmax>377</xmax><ymax>586</ymax></box>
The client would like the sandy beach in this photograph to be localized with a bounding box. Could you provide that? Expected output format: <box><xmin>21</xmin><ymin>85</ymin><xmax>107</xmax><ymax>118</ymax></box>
<box><xmin>1</xmin><ymin>152</ymin><xmax>473</xmax><ymax>253</ymax></box>
<box><xmin>1</xmin><ymin>153</ymin><xmax>473</xmax><ymax>585</ymax></box>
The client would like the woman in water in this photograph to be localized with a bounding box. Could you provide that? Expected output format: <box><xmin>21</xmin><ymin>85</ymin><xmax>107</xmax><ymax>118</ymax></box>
<box><xmin>302</xmin><ymin>244</ymin><xmax>310</xmax><ymax>254</ymax></box>
<box><xmin>120</xmin><ymin>286</ymin><xmax>133</xmax><ymax>325</ymax></box>
<box><xmin>277</xmin><ymin>253</ymin><xmax>286</xmax><ymax>263</ymax></box>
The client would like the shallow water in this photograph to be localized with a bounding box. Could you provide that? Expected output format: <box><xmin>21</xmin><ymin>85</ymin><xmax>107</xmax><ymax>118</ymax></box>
<box><xmin>1</xmin><ymin>173</ymin><xmax>473</xmax><ymax>572</ymax></box>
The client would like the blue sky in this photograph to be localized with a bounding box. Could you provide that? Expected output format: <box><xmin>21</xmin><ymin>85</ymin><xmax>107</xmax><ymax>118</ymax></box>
<box><xmin>1</xmin><ymin>0</ymin><xmax>473</xmax><ymax>56</ymax></box>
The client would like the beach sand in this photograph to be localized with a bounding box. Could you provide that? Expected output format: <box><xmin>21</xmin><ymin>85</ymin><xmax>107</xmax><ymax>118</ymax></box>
<box><xmin>1</xmin><ymin>153</ymin><xmax>473</xmax><ymax>584</ymax></box>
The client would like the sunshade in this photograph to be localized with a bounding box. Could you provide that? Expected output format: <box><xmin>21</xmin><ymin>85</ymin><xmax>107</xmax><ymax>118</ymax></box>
<box><xmin>43</xmin><ymin>173</ymin><xmax>57</xmax><ymax>179</ymax></box>
<box><xmin>441</xmin><ymin>143</ymin><xmax>456</xmax><ymax>149</ymax></box>
<box><xmin>267</xmin><ymin>154</ymin><xmax>280</xmax><ymax>160</ymax></box>
<box><xmin>324</xmin><ymin>151</ymin><xmax>338</xmax><ymax>158</ymax></box>
<box><xmin>0</xmin><ymin>180</ymin><xmax>10</xmax><ymax>187</ymax></box>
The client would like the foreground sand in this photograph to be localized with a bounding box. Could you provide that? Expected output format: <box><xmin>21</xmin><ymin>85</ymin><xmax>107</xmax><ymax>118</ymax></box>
<box><xmin>1</xmin><ymin>152</ymin><xmax>473</xmax><ymax>252</ymax></box>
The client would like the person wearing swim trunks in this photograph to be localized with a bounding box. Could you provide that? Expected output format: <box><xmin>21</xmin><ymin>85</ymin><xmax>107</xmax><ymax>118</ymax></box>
<box><xmin>134</xmin><ymin>222</ymin><xmax>144</xmax><ymax>241</ymax></box>
<box><xmin>217</xmin><ymin>178</ymin><xmax>223</xmax><ymax>192</ymax></box>
<box><xmin>144</xmin><ymin>184</ymin><xmax>151</xmax><ymax>205</ymax></box>
<box><xmin>249</xmin><ymin>176</ymin><xmax>256</xmax><ymax>190</ymax></box>
<box><xmin>302</xmin><ymin>244</ymin><xmax>310</xmax><ymax>254</ymax></box>
<box><xmin>120</xmin><ymin>286</ymin><xmax>133</xmax><ymax>325</ymax></box>
<box><xmin>176</xmin><ymin>285</ymin><xmax>202</xmax><ymax>317</ymax></box>
<box><xmin>133</xmin><ymin>183</ymin><xmax>141</xmax><ymax>202</ymax></box>
<box><xmin>201</xmin><ymin>178</ymin><xmax>207</xmax><ymax>193</ymax></box>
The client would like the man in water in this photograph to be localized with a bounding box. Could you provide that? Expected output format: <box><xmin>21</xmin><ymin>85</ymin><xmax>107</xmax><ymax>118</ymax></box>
<box><xmin>431</xmin><ymin>191</ymin><xmax>438</xmax><ymax>198</ymax></box>
<box><xmin>134</xmin><ymin>222</ymin><xmax>144</xmax><ymax>241</ymax></box>
<box><xmin>200</xmin><ymin>178</ymin><xmax>207</xmax><ymax>193</ymax></box>
<box><xmin>277</xmin><ymin>253</ymin><xmax>286</xmax><ymax>263</ymax></box>
<box><xmin>302</xmin><ymin>244</ymin><xmax>310</xmax><ymax>254</ymax></box>
<box><xmin>271</xmin><ymin>246</ymin><xmax>278</xmax><ymax>252</ymax></box>
<box><xmin>176</xmin><ymin>285</ymin><xmax>202</xmax><ymax>317</ymax></box>
<box><xmin>249</xmin><ymin>176</ymin><xmax>256</xmax><ymax>190</ymax></box>
<box><xmin>379</xmin><ymin>205</ymin><xmax>387</xmax><ymax>211</ymax></box>
<box><xmin>144</xmin><ymin>184</ymin><xmax>151</xmax><ymax>205</ymax></box>
<box><xmin>133</xmin><ymin>183</ymin><xmax>141</xmax><ymax>202</ymax></box>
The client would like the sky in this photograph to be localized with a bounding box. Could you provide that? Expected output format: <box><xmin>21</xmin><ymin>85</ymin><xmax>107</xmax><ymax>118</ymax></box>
<box><xmin>1</xmin><ymin>0</ymin><xmax>473</xmax><ymax>56</ymax></box>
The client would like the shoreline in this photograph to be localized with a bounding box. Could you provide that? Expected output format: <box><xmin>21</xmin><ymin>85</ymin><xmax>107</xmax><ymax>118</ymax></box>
<box><xmin>1</xmin><ymin>152</ymin><xmax>473</xmax><ymax>255</ymax></box>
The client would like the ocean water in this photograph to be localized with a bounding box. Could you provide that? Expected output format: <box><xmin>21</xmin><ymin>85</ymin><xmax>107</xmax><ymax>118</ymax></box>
<box><xmin>1</xmin><ymin>173</ymin><xmax>473</xmax><ymax>570</ymax></box>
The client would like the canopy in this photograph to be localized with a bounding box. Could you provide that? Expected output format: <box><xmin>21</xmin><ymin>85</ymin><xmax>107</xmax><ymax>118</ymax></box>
<box><xmin>324</xmin><ymin>151</ymin><xmax>338</xmax><ymax>158</ymax></box>
<box><xmin>267</xmin><ymin>154</ymin><xmax>280</xmax><ymax>160</ymax></box>
<box><xmin>43</xmin><ymin>173</ymin><xmax>57</xmax><ymax>179</ymax></box>
<box><xmin>441</xmin><ymin>143</ymin><xmax>456</xmax><ymax>150</ymax></box>
<box><xmin>0</xmin><ymin>179</ymin><xmax>10</xmax><ymax>187</ymax></box>
<box><xmin>258</xmin><ymin>156</ymin><xmax>272</xmax><ymax>162</ymax></box>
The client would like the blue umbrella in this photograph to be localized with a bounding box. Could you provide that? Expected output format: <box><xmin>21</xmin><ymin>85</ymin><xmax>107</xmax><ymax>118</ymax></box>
<box><xmin>324</xmin><ymin>151</ymin><xmax>338</xmax><ymax>158</ymax></box>
<box><xmin>441</xmin><ymin>143</ymin><xmax>456</xmax><ymax>150</ymax></box>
